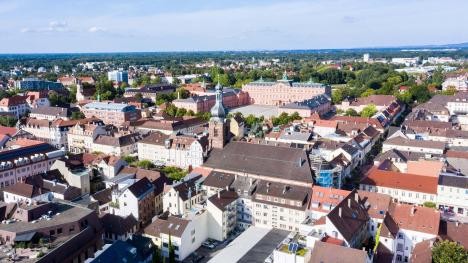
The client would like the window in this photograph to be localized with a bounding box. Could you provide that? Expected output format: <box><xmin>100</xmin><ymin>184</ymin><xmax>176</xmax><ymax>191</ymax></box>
<box><xmin>57</xmin><ymin>228</ymin><xmax>62</xmax><ymax>234</ymax></box>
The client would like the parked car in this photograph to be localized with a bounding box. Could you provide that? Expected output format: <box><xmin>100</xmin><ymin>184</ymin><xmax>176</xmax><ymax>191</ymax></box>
<box><xmin>202</xmin><ymin>241</ymin><xmax>215</xmax><ymax>249</ymax></box>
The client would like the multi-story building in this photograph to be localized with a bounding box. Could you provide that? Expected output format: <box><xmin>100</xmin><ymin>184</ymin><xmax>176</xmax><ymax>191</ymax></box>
<box><xmin>0</xmin><ymin>139</ymin><xmax>65</xmax><ymax>189</ymax></box>
<box><xmin>51</xmin><ymin>158</ymin><xmax>92</xmax><ymax>194</ymax></box>
<box><xmin>163</xmin><ymin>175</ymin><xmax>204</xmax><ymax>216</ymax></box>
<box><xmin>133</xmin><ymin>117</ymin><xmax>207</xmax><ymax>135</ymax></box>
<box><xmin>0</xmin><ymin>95</ymin><xmax>29</xmax><ymax>118</ymax></box>
<box><xmin>137</xmin><ymin>132</ymin><xmax>209</xmax><ymax>168</ymax></box>
<box><xmin>382</xmin><ymin>136</ymin><xmax>446</xmax><ymax>155</ymax></box>
<box><xmin>442</xmin><ymin>73</ymin><xmax>468</xmax><ymax>91</ymax></box>
<box><xmin>15</xmin><ymin>77</ymin><xmax>64</xmax><ymax>91</ymax></box>
<box><xmin>108</xmin><ymin>70</ymin><xmax>129</xmax><ymax>83</ymax></box>
<box><xmin>23</xmin><ymin>117</ymin><xmax>103</xmax><ymax>149</ymax></box>
<box><xmin>437</xmin><ymin>174</ymin><xmax>467</xmax><ymax>216</ymax></box>
<box><xmin>93</xmin><ymin>132</ymin><xmax>142</xmax><ymax>156</ymax></box>
<box><xmin>379</xmin><ymin>203</ymin><xmax>440</xmax><ymax>263</ymax></box>
<box><xmin>251</xmin><ymin>180</ymin><xmax>310</xmax><ymax>232</ymax></box>
<box><xmin>278</xmin><ymin>94</ymin><xmax>331</xmax><ymax>117</ymax></box>
<box><xmin>242</xmin><ymin>74</ymin><xmax>331</xmax><ymax>106</ymax></box>
<box><xmin>144</xmin><ymin>211</ymin><xmax>209</xmax><ymax>261</ymax></box>
<box><xmin>0</xmin><ymin>202</ymin><xmax>103</xmax><ymax>262</ymax></box>
<box><xmin>172</xmin><ymin>88</ymin><xmax>249</xmax><ymax>114</ymax></box>
<box><xmin>360</xmin><ymin>167</ymin><xmax>438</xmax><ymax>205</ymax></box>
<box><xmin>82</xmin><ymin>102</ymin><xmax>141</xmax><ymax>126</ymax></box>
<box><xmin>67</xmin><ymin>122</ymin><xmax>106</xmax><ymax>153</ymax></box>
<box><xmin>25</xmin><ymin>91</ymin><xmax>50</xmax><ymax>108</ymax></box>
<box><xmin>124</xmin><ymin>84</ymin><xmax>175</xmax><ymax>101</ymax></box>
<box><xmin>109</xmin><ymin>177</ymin><xmax>155</xmax><ymax>227</ymax></box>
<box><xmin>206</xmin><ymin>190</ymin><xmax>238</xmax><ymax>241</ymax></box>
<box><xmin>29</xmin><ymin>106</ymin><xmax>69</xmax><ymax>120</ymax></box>
<box><xmin>336</xmin><ymin>95</ymin><xmax>398</xmax><ymax>113</ymax></box>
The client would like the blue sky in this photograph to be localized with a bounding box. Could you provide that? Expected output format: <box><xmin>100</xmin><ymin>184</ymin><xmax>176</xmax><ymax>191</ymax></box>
<box><xmin>0</xmin><ymin>0</ymin><xmax>467</xmax><ymax>53</ymax></box>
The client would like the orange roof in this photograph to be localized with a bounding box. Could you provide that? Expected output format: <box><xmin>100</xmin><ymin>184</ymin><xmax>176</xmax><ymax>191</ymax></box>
<box><xmin>361</xmin><ymin>167</ymin><xmax>438</xmax><ymax>194</ymax></box>
<box><xmin>191</xmin><ymin>166</ymin><xmax>212</xmax><ymax>177</ymax></box>
<box><xmin>391</xmin><ymin>203</ymin><xmax>440</xmax><ymax>235</ymax></box>
<box><xmin>0</xmin><ymin>126</ymin><xmax>17</xmax><ymax>136</ymax></box>
<box><xmin>406</xmin><ymin>160</ymin><xmax>443</xmax><ymax>178</ymax></box>
<box><xmin>313</xmin><ymin>119</ymin><xmax>338</xmax><ymax>128</ymax></box>
<box><xmin>321</xmin><ymin>235</ymin><xmax>344</xmax><ymax>246</ymax></box>
<box><xmin>446</xmin><ymin>150</ymin><xmax>468</xmax><ymax>159</ymax></box>
<box><xmin>309</xmin><ymin>186</ymin><xmax>350</xmax><ymax>212</ymax></box>
<box><xmin>10</xmin><ymin>138</ymin><xmax>45</xmax><ymax>147</ymax></box>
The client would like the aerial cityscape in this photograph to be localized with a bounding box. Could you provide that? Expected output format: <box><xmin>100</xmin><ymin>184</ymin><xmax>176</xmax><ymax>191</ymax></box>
<box><xmin>0</xmin><ymin>1</ymin><xmax>467</xmax><ymax>263</ymax></box>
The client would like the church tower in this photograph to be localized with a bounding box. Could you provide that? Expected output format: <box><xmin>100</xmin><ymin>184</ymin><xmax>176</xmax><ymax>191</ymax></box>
<box><xmin>209</xmin><ymin>82</ymin><xmax>228</xmax><ymax>149</ymax></box>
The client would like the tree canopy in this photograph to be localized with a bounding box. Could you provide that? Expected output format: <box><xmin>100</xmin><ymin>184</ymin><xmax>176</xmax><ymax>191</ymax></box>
<box><xmin>432</xmin><ymin>240</ymin><xmax>468</xmax><ymax>263</ymax></box>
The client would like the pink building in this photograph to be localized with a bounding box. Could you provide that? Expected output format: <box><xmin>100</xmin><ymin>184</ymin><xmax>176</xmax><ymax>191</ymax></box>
<box><xmin>82</xmin><ymin>101</ymin><xmax>141</xmax><ymax>126</ymax></box>
<box><xmin>172</xmin><ymin>89</ymin><xmax>249</xmax><ymax>114</ymax></box>
<box><xmin>242</xmin><ymin>74</ymin><xmax>331</xmax><ymax>106</ymax></box>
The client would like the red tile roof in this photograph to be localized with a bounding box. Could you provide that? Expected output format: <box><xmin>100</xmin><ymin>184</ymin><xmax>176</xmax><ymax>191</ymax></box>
<box><xmin>0</xmin><ymin>95</ymin><xmax>28</xmax><ymax>107</ymax></box>
<box><xmin>0</xmin><ymin>126</ymin><xmax>17</xmax><ymax>136</ymax></box>
<box><xmin>390</xmin><ymin>203</ymin><xmax>440</xmax><ymax>235</ymax></box>
<box><xmin>361</xmin><ymin>167</ymin><xmax>438</xmax><ymax>194</ymax></box>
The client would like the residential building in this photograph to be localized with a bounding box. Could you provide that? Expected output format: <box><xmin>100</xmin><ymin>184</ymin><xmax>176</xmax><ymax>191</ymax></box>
<box><xmin>229</xmin><ymin>114</ymin><xmax>245</xmax><ymax>138</ymax></box>
<box><xmin>309</xmin><ymin>241</ymin><xmax>370</xmax><ymax>263</ymax></box>
<box><xmin>3</xmin><ymin>182</ymin><xmax>51</xmax><ymax>203</ymax></box>
<box><xmin>110</xmin><ymin>177</ymin><xmax>156</xmax><ymax>227</ymax></box>
<box><xmin>242</xmin><ymin>74</ymin><xmax>331</xmax><ymax>106</ymax></box>
<box><xmin>23</xmin><ymin>117</ymin><xmax>103</xmax><ymax>149</ymax></box>
<box><xmin>29</xmin><ymin>106</ymin><xmax>69</xmax><ymax>120</ymax></box>
<box><xmin>50</xmin><ymin>158</ymin><xmax>92</xmax><ymax>194</ymax></box>
<box><xmin>163</xmin><ymin>175</ymin><xmax>204</xmax><ymax>216</ymax></box>
<box><xmin>25</xmin><ymin>91</ymin><xmax>50</xmax><ymax>108</ymax></box>
<box><xmin>100</xmin><ymin>213</ymin><xmax>138</xmax><ymax>242</ymax></box>
<box><xmin>67</xmin><ymin>122</ymin><xmax>106</xmax><ymax>153</ymax></box>
<box><xmin>144</xmin><ymin>211</ymin><xmax>208</xmax><ymax>261</ymax></box>
<box><xmin>108</xmin><ymin>70</ymin><xmax>129</xmax><ymax>83</ymax></box>
<box><xmin>442</xmin><ymin>73</ymin><xmax>468</xmax><ymax>91</ymax></box>
<box><xmin>336</xmin><ymin>95</ymin><xmax>398</xmax><ymax>113</ymax></box>
<box><xmin>360</xmin><ymin>167</ymin><xmax>438</xmax><ymax>205</ymax></box>
<box><xmin>382</xmin><ymin>136</ymin><xmax>446</xmax><ymax>155</ymax></box>
<box><xmin>82</xmin><ymin>102</ymin><xmax>141</xmax><ymax>126</ymax></box>
<box><xmin>0</xmin><ymin>139</ymin><xmax>65</xmax><ymax>189</ymax></box>
<box><xmin>133</xmin><ymin>116</ymin><xmax>207</xmax><ymax>135</ymax></box>
<box><xmin>206</xmin><ymin>190</ymin><xmax>238</xmax><ymax>241</ymax></box>
<box><xmin>123</xmin><ymin>84</ymin><xmax>176</xmax><ymax>101</ymax></box>
<box><xmin>251</xmin><ymin>180</ymin><xmax>310</xmax><ymax>232</ymax></box>
<box><xmin>437</xmin><ymin>174</ymin><xmax>467</xmax><ymax>216</ymax></box>
<box><xmin>0</xmin><ymin>95</ymin><xmax>28</xmax><ymax>118</ymax></box>
<box><xmin>93</xmin><ymin>132</ymin><xmax>142</xmax><ymax>156</ymax></box>
<box><xmin>15</xmin><ymin>77</ymin><xmax>64</xmax><ymax>91</ymax></box>
<box><xmin>379</xmin><ymin>203</ymin><xmax>440</xmax><ymax>263</ymax></box>
<box><xmin>138</xmin><ymin>132</ymin><xmax>208</xmax><ymax>168</ymax></box>
<box><xmin>0</xmin><ymin>202</ymin><xmax>103</xmax><ymax>263</ymax></box>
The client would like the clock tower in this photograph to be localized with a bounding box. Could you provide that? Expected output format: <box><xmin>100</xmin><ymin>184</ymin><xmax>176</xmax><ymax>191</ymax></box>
<box><xmin>209</xmin><ymin>82</ymin><xmax>228</xmax><ymax>149</ymax></box>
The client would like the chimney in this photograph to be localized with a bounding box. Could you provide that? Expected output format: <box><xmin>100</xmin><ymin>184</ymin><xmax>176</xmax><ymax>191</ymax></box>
<box><xmin>225</xmin><ymin>185</ymin><xmax>229</xmax><ymax>191</ymax></box>
<box><xmin>235</xmin><ymin>174</ymin><xmax>237</xmax><ymax>180</ymax></box>
<box><xmin>217</xmin><ymin>190</ymin><xmax>220</xmax><ymax>199</ymax></box>
<box><xmin>348</xmin><ymin>198</ymin><xmax>351</xmax><ymax>208</ymax></box>
<box><xmin>249</xmin><ymin>178</ymin><xmax>253</xmax><ymax>186</ymax></box>
<box><xmin>355</xmin><ymin>192</ymin><xmax>359</xmax><ymax>202</ymax></box>
<box><xmin>411</xmin><ymin>205</ymin><xmax>416</xmax><ymax>216</ymax></box>
<box><xmin>339</xmin><ymin>207</ymin><xmax>342</xmax><ymax>218</ymax></box>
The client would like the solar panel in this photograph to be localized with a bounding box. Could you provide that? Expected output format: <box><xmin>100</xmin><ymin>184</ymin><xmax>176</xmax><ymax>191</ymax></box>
<box><xmin>288</xmin><ymin>243</ymin><xmax>293</xmax><ymax>252</ymax></box>
<box><xmin>291</xmin><ymin>243</ymin><xmax>298</xmax><ymax>253</ymax></box>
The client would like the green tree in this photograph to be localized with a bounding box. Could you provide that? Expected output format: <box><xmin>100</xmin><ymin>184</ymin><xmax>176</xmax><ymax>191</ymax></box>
<box><xmin>0</xmin><ymin>116</ymin><xmax>17</xmax><ymax>127</ymax></box>
<box><xmin>68</xmin><ymin>84</ymin><xmax>77</xmax><ymax>103</ymax></box>
<box><xmin>161</xmin><ymin>166</ymin><xmax>187</xmax><ymax>181</ymax></box>
<box><xmin>137</xmin><ymin>160</ymin><xmax>154</xmax><ymax>169</ymax></box>
<box><xmin>423</xmin><ymin>201</ymin><xmax>436</xmax><ymax>208</ymax></box>
<box><xmin>432</xmin><ymin>240</ymin><xmax>468</xmax><ymax>263</ymax></box>
<box><xmin>71</xmin><ymin>111</ymin><xmax>85</xmax><ymax>120</ymax></box>
<box><xmin>344</xmin><ymin>108</ymin><xmax>359</xmax><ymax>117</ymax></box>
<box><xmin>360</xmin><ymin>104</ymin><xmax>378</xmax><ymax>118</ymax></box>
<box><xmin>360</xmin><ymin>88</ymin><xmax>375</xmax><ymax>97</ymax></box>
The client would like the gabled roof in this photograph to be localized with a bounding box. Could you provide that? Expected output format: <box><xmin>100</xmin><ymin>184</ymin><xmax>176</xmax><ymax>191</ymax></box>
<box><xmin>208</xmin><ymin>190</ymin><xmax>238</xmax><ymax>211</ymax></box>
<box><xmin>144</xmin><ymin>215</ymin><xmax>190</xmax><ymax>238</ymax></box>
<box><xmin>384</xmin><ymin>136</ymin><xmax>446</xmax><ymax>151</ymax></box>
<box><xmin>203</xmin><ymin>141</ymin><xmax>313</xmax><ymax>184</ymax></box>
<box><xmin>203</xmin><ymin>171</ymin><xmax>236</xmax><ymax>189</ymax></box>
<box><xmin>326</xmin><ymin>190</ymin><xmax>369</xmax><ymax>244</ymax></box>
<box><xmin>100</xmin><ymin>213</ymin><xmax>138</xmax><ymax>236</ymax></box>
<box><xmin>3</xmin><ymin>182</ymin><xmax>47</xmax><ymax>198</ymax></box>
<box><xmin>389</xmin><ymin>203</ymin><xmax>440</xmax><ymax>235</ymax></box>
<box><xmin>361</xmin><ymin>167</ymin><xmax>439</xmax><ymax>194</ymax></box>
<box><xmin>358</xmin><ymin>190</ymin><xmax>392</xmax><ymax>220</ymax></box>
<box><xmin>309</xmin><ymin>241</ymin><xmax>368</xmax><ymax>263</ymax></box>
<box><xmin>127</xmin><ymin>178</ymin><xmax>154</xmax><ymax>199</ymax></box>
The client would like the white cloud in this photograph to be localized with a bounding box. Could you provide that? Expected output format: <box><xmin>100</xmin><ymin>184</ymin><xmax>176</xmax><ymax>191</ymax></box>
<box><xmin>20</xmin><ymin>20</ymin><xmax>69</xmax><ymax>33</ymax></box>
<box><xmin>88</xmin><ymin>26</ymin><xmax>107</xmax><ymax>33</ymax></box>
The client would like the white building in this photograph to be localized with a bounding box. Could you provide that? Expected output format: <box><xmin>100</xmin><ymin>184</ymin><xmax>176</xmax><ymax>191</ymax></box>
<box><xmin>138</xmin><ymin>132</ymin><xmax>208</xmax><ymax>169</ymax></box>
<box><xmin>206</xmin><ymin>190</ymin><xmax>238</xmax><ymax>241</ymax></box>
<box><xmin>163</xmin><ymin>175</ymin><xmax>204</xmax><ymax>216</ymax></box>
<box><xmin>437</xmin><ymin>174</ymin><xmax>468</xmax><ymax>217</ymax></box>
<box><xmin>68</xmin><ymin>123</ymin><xmax>106</xmax><ymax>154</ymax></box>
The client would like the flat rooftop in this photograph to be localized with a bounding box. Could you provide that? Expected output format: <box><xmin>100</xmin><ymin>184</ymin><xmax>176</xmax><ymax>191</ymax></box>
<box><xmin>208</xmin><ymin>227</ymin><xmax>289</xmax><ymax>263</ymax></box>
<box><xmin>229</xmin><ymin>105</ymin><xmax>279</xmax><ymax>118</ymax></box>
